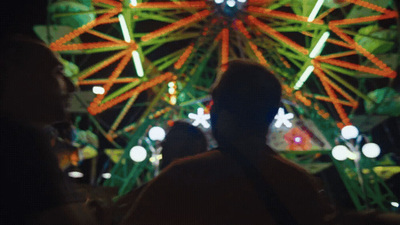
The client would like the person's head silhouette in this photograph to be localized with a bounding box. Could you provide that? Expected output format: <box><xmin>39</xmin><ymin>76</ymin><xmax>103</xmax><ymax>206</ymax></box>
<box><xmin>210</xmin><ymin>59</ymin><xmax>281</xmax><ymax>146</ymax></box>
<box><xmin>160</xmin><ymin>121</ymin><xmax>208</xmax><ymax>170</ymax></box>
<box><xmin>0</xmin><ymin>35</ymin><xmax>75</xmax><ymax>127</ymax></box>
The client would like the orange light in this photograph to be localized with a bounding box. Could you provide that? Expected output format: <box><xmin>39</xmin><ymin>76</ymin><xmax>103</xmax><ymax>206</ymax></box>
<box><xmin>78</xmin><ymin>78</ymin><xmax>140</xmax><ymax>85</ymax></box>
<box><xmin>248</xmin><ymin>15</ymin><xmax>309</xmax><ymax>55</ymax></box>
<box><xmin>233</xmin><ymin>20</ymin><xmax>251</xmax><ymax>39</ymax></box>
<box><xmin>221</xmin><ymin>28</ymin><xmax>229</xmax><ymax>70</ymax></box>
<box><xmin>141</xmin><ymin>10</ymin><xmax>210</xmax><ymax>42</ymax></box>
<box><xmin>50</xmin><ymin>42</ymin><xmax>128</xmax><ymax>52</ymax></box>
<box><xmin>247</xmin><ymin>6</ymin><xmax>324</xmax><ymax>25</ymax></box>
<box><xmin>88</xmin><ymin>72</ymin><xmax>174</xmax><ymax>115</ymax></box>
<box><xmin>132</xmin><ymin>1</ymin><xmax>207</xmax><ymax>9</ymax></box>
<box><xmin>174</xmin><ymin>43</ymin><xmax>195</xmax><ymax>69</ymax></box>
<box><xmin>86</xmin><ymin>30</ymin><xmax>125</xmax><ymax>43</ymax></box>
<box><xmin>248</xmin><ymin>41</ymin><xmax>269</xmax><ymax>66</ymax></box>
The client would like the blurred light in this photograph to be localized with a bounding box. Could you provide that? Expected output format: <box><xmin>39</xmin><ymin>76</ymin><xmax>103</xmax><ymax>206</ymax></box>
<box><xmin>308</xmin><ymin>0</ymin><xmax>325</xmax><ymax>22</ymax></box>
<box><xmin>118</xmin><ymin>14</ymin><xmax>131</xmax><ymax>42</ymax></box>
<box><xmin>309</xmin><ymin>31</ymin><xmax>330</xmax><ymax>58</ymax></box>
<box><xmin>294</xmin><ymin>137</ymin><xmax>302</xmax><ymax>143</ymax></box>
<box><xmin>170</xmin><ymin>96</ymin><xmax>177</xmax><ymax>105</ymax></box>
<box><xmin>226</xmin><ymin>0</ymin><xmax>236</xmax><ymax>7</ymax></box>
<box><xmin>130</xmin><ymin>0</ymin><xmax>137</xmax><ymax>6</ymax></box>
<box><xmin>362</xmin><ymin>143</ymin><xmax>381</xmax><ymax>158</ymax></box>
<box><xmin>332</xmin><ymin>145</ymin><xmax>350</xmax><ymax>161</ymax></box>
<box><xmin>168</xmin><ymin>82</ymin><xmax>175</xmax><ymax>88</ymax></box>
<box><xmin>92</xmin><ymin>86</ymin><xmax>105</xmax><ymax>95</ymax></box>
<box><xmin>102</xmin><ymin>172</ymin><xmax>111</xmax><ymax>179</ymax></box>
<box><xmin>237</xmin><ymin>0</ymin><xmax>247</xmax><ymax>2</ymax></box>
<box><xmin>168</xmin><ymin>87</ymin><xmax>175</xmax><ymax>94</ymax></box>
<box><xmin>149</xmin><ymin>126</ymin><xmax>166</xmax><ymax>141</ymax></box>
<box><xmin>68</xmin><ymin>171</ymin><xmax>84</xmax><ymax>178</ymax></box>
<box><xmin>129</xmin><ymin>146</ymin><xmax>147</xmax><ymax>162</ymax></box>
<box><xmin>274</xmin><ymin>107</ymin><xmax>294</xmax><ymax>128</ymax></box>
<box><xmin>214</xmin><ymin>0</ymin><xmax>224</xmax><ymax>4</ymax></box>
<box><xmin>391</xmin><ymin>202</ymin><xmax>399</xmax><ymax>208</ymax></box>
<box><xmin>341</xmin><ymin>125</ymin><xmax>359</xmax><ymax>139</ymax></box>
<box><xmin>188</xmin><ymin>108</ymin><xmax>210</xmax><ymax>128</ymax></box>
<box><xmin>132</xmin><ymin>51</ymin><xmax>144</xmax><ymax>77</ymax></box>
<box><xmin>294</xmin><ymin>65</ymin><xmax>314</xmax><ymax>90</ymax></box>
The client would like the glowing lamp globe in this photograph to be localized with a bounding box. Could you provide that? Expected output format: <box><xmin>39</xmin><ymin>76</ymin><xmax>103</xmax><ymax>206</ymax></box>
<box><xmin>148</xmin><ymin>126</ymin><xmax>166</xmax><ymax>141</ymax></box>
<box><xmin>214</xmin><ymin>0</ymin><xmax>224</xmax><ymax>4</ymax></box>
<box><xmin>332</xmin><ymin>145</ymin><xmax>350</xmax><ymax>161</ymax></box>
<box><xmin>130</xmin><ymin>146</ymin><xmax>147</xmax><ymax>162</ymax></box>
<box><xmin>68</xmin><ymin>171</ymin><xmax>84</xmax><ymax>178</ymax></box>
<box><xmin>362</xmin><ymin>143</ymin><xmax>381</xmax><ymax>158</ymax></box>
<box><xmin>226</xmin><ymin>0</ymin><xmax>236</xmax><ymax>7</ymax></box>
<box><xmin>341</xmin><ymin>125</ymin><xmax>359</xmax><ymax>140</ymax></box>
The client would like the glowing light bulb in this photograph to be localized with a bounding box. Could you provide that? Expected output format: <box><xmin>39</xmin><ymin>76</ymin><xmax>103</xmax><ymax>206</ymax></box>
<box><xmin>237</xmin><ymin>0</ymin><xmax>247</xmax><ymax>2</ymax></box>
<box><xmin>226</xmin><ymin>0</ymin><xmax>236</xmax><ymax>7</ymax></box>
<box><xmin>341</xmin><ymin>125</ymin><xmax>359</xmax><ymax>140</ymax></box>
<box><xmin>102</xmin><ymin>173</ymin><xmax>111</xmax><ymax>179</ymax></box>
<box><xmin>130</xmin><ymin>146</ymin><xmax>147</xmax><ymax>162</ymax></box>
<box><xmin>391</xmin><ymin>202</ymin><xmax>399</xmax><ymax>208</ymax></box>
<box><xmin>214</xmin><ymin>0</ymin><xmax>224</xmax><ymax>4</ymax></box>
<box><xmin>68</xmin><ymin>171</ymin><xmax>84</xmax><ymax>178</ymax></box>
<box><xmin>362</xmin><ymin>143</ymin><xmax>381</xmax><ymax>158</ymax></box>
<box><xmin>148</xmin><ymin>126</ymin><xmax>166</xmax><ymax>141</ymax></box>
<box><xmin>294</xmin><ymin>137</ymin><xmax>302</xmax><ymax>143</ymax></box>
<box><xmin>332</xmin><ymin>145</ymin><xmax>350</xmax><ymax>161</ymax></box>
<box><xmin>92</xmin><ymin>86</ymin><xmax>105</xmax><ymax>95</ymax></box>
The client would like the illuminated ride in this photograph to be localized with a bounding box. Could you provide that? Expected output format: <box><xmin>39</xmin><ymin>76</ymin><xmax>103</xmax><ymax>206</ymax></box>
<box><xmin>43</xmin><ymin>0</ymin><xmax>399</xmax><ymax>211</ymax></box>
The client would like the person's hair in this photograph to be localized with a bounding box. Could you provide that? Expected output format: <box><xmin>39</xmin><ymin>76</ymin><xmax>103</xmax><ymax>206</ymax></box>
<box><xmin>211</xmin><ymin>59</ymin><xmax>282</xmax><ymax>131</ymax></box>
<box><xmin>160</xmin><ymin>121</ymin><xmax>208</xmax><ymax>170</ymax></box>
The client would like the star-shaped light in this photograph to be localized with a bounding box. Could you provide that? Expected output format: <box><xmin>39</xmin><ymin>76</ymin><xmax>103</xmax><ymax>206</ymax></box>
<box><xmin>188</xmin><ymin>108</ymin><xmax>210</xmax><ymax>128</ymax></box>
<box><xmin>274</xmin><ymin>107</ymin><xmax>294</xmax><ymax>128</ymax></box>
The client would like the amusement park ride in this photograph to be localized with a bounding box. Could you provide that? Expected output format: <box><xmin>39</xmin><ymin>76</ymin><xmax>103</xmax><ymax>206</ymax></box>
<box><xmin>36</xmin><ymin>0</ymin><xmax>399</xmax><ymax>211</ymax></box>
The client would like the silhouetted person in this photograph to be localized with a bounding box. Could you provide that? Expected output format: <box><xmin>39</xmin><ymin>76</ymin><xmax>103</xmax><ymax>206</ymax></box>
<box><xmin>159</xmin><ymin>120</ymin><xmax>208</xmax><ymax>170</ymax></box>
<box><xmin>112</xmin><ymin>121</ymin><xmax>208</xmax><ymax>224</ymax></box>
<box><xmin>119</xmin><ymin>60</ymin><xmax>337</xmax><ymax>225</ymax></box>
<box><xmin>0</xmin><ymin>35</ymin><xmax>95</xmax><ymax>224</ymax></box>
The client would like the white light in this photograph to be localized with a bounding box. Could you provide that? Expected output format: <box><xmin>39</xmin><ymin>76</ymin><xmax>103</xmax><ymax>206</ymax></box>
<box><xmin>332</xmin><ymin>145</ymin><xmax>350</xmax><ymax>161</ymax></box>
<box><xmin>168</xmin><ymin>87</ymin><xmax>175</xmax><ymax>94</ymax></box>
<box><xmin>188</xmin><ymin>108</ymin><xmax>210</xmax><ymax>128</ymax></box>
<box><xmin>294</xmin><ymin>65</ymin><xmax>314</xmax><ymax>90</ymax></box>
<box><xmin>237</xmin><ymin>0</ymin><xmax>247</xmax><ymax>2</ymax></box>
<box><xmin>102</xmin><ymin>173</ymin><xmax>111</xmax><ymax>179</ymax></box>
<box><xmin>294</xmin><ymin>137</ymin><xmax>302</xmax><ymax>143</ymax></box>
<box><xmin>274</xmin><ymin>107</ymin><xmax>294</xmax><ymax>128</ymax></box>
<box><xmin>214</xmin><ymin>0</ymin><xmax>224</xmax><ymax>4</ymax></box>
<box><xmin>68</xmin><ymin>171</ymin><xmax>84</xmax><ymax>178</ymax></box>
<box><xmin>118</xmin><ymin>14</ymin><xmax>131</xmax><ymax>42</ymax></box>
<box><xmin>362</xmin><ymin>143</ymin><xmax>381</xmax><ymax>158</ymax></box>
<box><xmin>341</xmin><ymin>125</ymin><xmax>359</xmax><ymax>140</ymax></box>
<box><xmin>130</xmin><ymin>146</ymin><xmax>147</xmax><ymax>162</ymax></box>
<box><xmin>130</xmin><ymin>0</ymin><xmax>137</xmax><ymax>7</ymax></box>
<box><xmin>391</xmin><ymin>202</ymin><xmax>399</xmax><ymax>208</ymax></box>
<box><xmin>92</xmin><ymin>86</ymin><xmax>105</xmax><ymax>95</ymax></box>
<box><xmin>308</xmin><ymin>0</ymin><xmax>325</xmax><ymax>22</ymax></box>
<box><xmin>132</xmin><ymin>51</ymin><xmax>144</xmax><ymax>77</ymax></box>
<box><xmin>226</xmin><ymin>0</ymin><xmax>236</xmax><ymax>7</ymax></box>
<box><xmin>168</xmin><ymin>82</ymin><xmax>175</xmax><ymax>88</ymax></box>
<box><xmin>148</xmin><ymin>126</ymin><xmax>166</xmax><ymax>141</ymax></box>
<box><xmin>309</xmin><ymin>31</ymin><xmax>330</xmax><ymax>58</ymax></box>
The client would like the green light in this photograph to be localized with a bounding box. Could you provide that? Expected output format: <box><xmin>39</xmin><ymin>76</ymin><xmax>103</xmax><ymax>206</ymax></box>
<box><xmin>307</xmin><ymin>0</ymin><xmax>324</xmax><ymax>22</ymax></box>
<box><xmin>309</xmin><ymin>31</ymin><xmax>330</xmax><ymax>58</ymax></box>
<box><xmin>294</xmin><ymin>65</ymin><xmax>314</xmax><ymax>90</ymax></box>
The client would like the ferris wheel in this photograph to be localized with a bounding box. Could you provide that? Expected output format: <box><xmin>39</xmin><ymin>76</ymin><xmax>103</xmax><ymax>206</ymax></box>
<box><xmin>42</xmin><ymin>0</ymin><xmax>399</xmax><ymax>209</ymax></box>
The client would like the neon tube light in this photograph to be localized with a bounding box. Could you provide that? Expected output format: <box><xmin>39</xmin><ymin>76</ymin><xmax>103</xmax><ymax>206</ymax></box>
<box><xmin>132</xmin><ymin>51</ymin><xmax>144</xmax><ymax>77</ymax></box>
<box><xmin>309</xmin><ymin>31</ymin><xmax>330</xmax><ymax>58</ymax></box>
<box><xmin>130</xmin><ymin>0</ymin><xmax>137</xmax><ymax>7</ymax></box>
<box><xmin>118</xmin><ymin>14</ymin><xmax>131</xmax><ymax>42</ymax></box>
<box><xmin>294</xmin><ymin>65</ymin><xmax>314</xmax><ymax>90</ymax></box>
<box><xmin>308</xmin><ymin>0</ymin><xmax>324</xmax><ymax>22</ymax></box>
